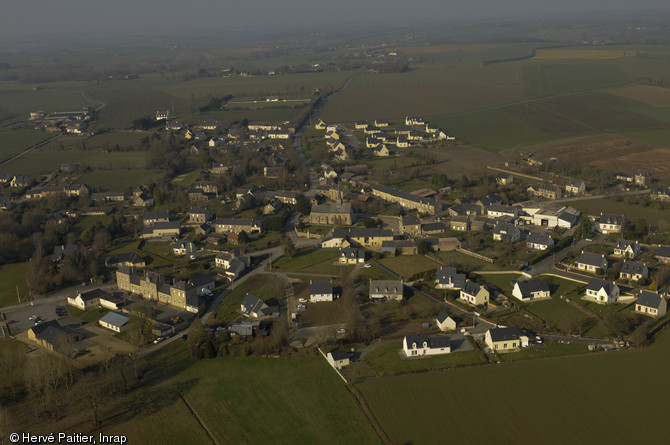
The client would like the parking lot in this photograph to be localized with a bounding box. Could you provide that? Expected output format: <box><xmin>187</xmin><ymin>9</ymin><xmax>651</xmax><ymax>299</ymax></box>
<box><xmin>4</xmin><ymin>300</ymin><xmax>69</xmax><ymax>335</ymax></box>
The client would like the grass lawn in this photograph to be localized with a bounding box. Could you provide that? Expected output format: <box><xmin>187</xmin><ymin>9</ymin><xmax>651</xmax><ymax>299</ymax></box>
<box><xmin>356</xmin><ymin>263</ymin><xmax>397</xmax><ymax>281</ymax></box>
<box><xmin>434</xmin><ymin>250</ymin><xmax>513</xmax><ymax>272</ymax></box>
<box><xmin>0</xmin><ymin>262</ymin><xmax>29</xmax><ymax>307</ymax></box>
<box><xmin>357</xmin><ymin>329</ymin><xmax>670</xmax><ymax>444</ymax></box>
<box><xmin>71</xmin><ymin>214</ymin><xmax>114</xmax><ymax>238</ymax></box>
<box><xmin>364</xmin><ymin>343</ymin><xmax>483</xmax><ymax>377</ymax></box>
<box><xmin>213</xmin><ymin>274</ymin><xmax>284</xmax><ymax>322</ymax></box>
<box><xmin>474</xmin><ymin>273</ymin><xmax>522</xmax><ymax>294</ymax></box>
<box><xmin>498</xmin><ymin>339</ymin><xmax>589</xmax><ymax>362</ymax></box>
<box><xmin>300</xmin><ymin>299</ymin><xmax>347</xmax><ymax>327</ymax></box>
<box><xmin>524</xmin><ymin>297</ymin><xmax>592</xmax><ymax>332</ymax></box>
<box><xmin>379</xmin><ymin>255</ymin><xmax>441</xmax><ymax>279</ymax></box>
<box><xmin>67</xmin><ymin>306</ymin><xmax>111</xmax><ymax>323</ymax></box>
<box><xmin>272</xmin><ymin>248</ymin><xmax>344</xmax><ymax>275</ymax></box>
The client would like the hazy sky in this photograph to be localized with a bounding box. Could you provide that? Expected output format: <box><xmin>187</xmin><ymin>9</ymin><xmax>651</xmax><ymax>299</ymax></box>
<box><xmin>2</xmin><ymin>0</ymin><xmax>670</xmax><ymax>40</ymax></box>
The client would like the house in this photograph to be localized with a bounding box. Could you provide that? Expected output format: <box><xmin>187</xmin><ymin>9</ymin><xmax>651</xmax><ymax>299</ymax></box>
<box><xmin>314</xmin><ymin>119</ymin><xmax>327</xmax><ymax>130</ymax></box>
<box><xmin>650</xmin><ymin>187</ymin><xmax>670</xmax><ymax>202</ymax></box>
<box><xmin>485</xmin><ymin>327</ymin><xmax>526</xmax><ymax>352</ymax></box>
<box><xmin>635</xmin><ymin>291</ymin><xmax>667</xmax><ymax>318</ymax></box>
<box><xmin>595</xmin><ymin>213</ymin><xmax>624</xmax><ymax>234</ymax></box>
<box><xmin>67</xmin><ymin>288</ymin><xmax>109</xmax><ymax>311</ymax></box>
<box><xmin>401</xmin><ymin>215</ymin><xmax>421</xmax><ymax>236</ymax></box>
<box><xmin>565</xmin><ymin>179</ymin><xmax>586</xmax><ymax>196</ymax></box>
<box><xmin>487</xmin><ymin>204</ymin><xmax>518</xmax><ymax>220</ymax></box>
<box><xmin>619</xmin><ymin>261</ymin><xmax>648</xmax><ymax>281</ymax></box>
<box><xmin>436</xmin><ymin>267</ymin><xmax>465</xmax><ymax>290</ymax></box>
<box><xmin>104</xmin><ymin>252</ymin><xmax>146</xmax><ymax>268</ymax></box>
<box><xmin>369</xmin><ymin>280</ymin><xmax>404</xmax><ymax>301</ymax></box>
<box><xmin>310</xmin><ymin>280</ymin><xmax>335</xmax><ymax>302</ymax></box>
<box><xmin>272</xmin><ymin>191</ymin><xmax>298</xmax><ymax>205</ymax></box>
<box><xmin>98</xmin><ymin>311</ymin><xmax>130</xmax><ymax>333</ymax></box>
<box><xmin>374</xmin><ymin>119</ymin><xmax>389</xmax><ymax>127</ymax></box>
<box><xmin>339</xmin><ymin>248</ymin><xmax>365</xmax><ymax>264</ymax></box>
<box><xmin>448</xmin><ymin>203</ymin><xmax>482</xmax><ymax>217</ymax></box>
<box><xmin>371</xmin><ymin>183</ymin><xmax>439</xmax><ymax>215</ymax></box>
<box><xmin>421</xmin><ymin>222</ymin><xmax>445</xmax><ymax>235</ymax></box>
<box><xmin>575</xmin><ymin>252</ymin><xmax>608</xmax><ymax>274</ymax></box>
<box><xmin>355</xmin><ymin>121</ymin><xmax>368</xmax><ymax>130</ymax></box>
<box><xmin>53</xmin><ymin>244</ymin><xmax>79</xmax><ymax>261</ymax></box>
<box><xmin>655</xmin><ymin>246</ymin><xmax>670</xmax><ymax>264</ymax></box>
<box><xmin>326</xmin><ymin>351</ymin><xmax>353</xmax><ymax>369</ymax></box>
<box><xmin>405</xmin><ymin>116</ymin><xmax>425</xmax><ymax>126</ymax></box>
<box><xmin>143</xmin><ymin>211</ymin><xmax>170</xmax><ymax>226</ymax></box>
<box><xmin>10</xmin><ymin>175</ymin><xmax>32</xmax><ymax>188</ymax></box>
<box><xmin>450</xmin><ymin>216</ymin><xmax>471</xmax><ymax>232</ymax></box>
<box><xmin>634</xmin><ymin>170</ymin><xmax>652</xmax><ymax>187</ymax></box>
<box><xmin>264</xmin><ymin>166</ymin><xmax>284</xmax><ymax>178</ymax></box>
<box><xmin>99</xmin><ymin>293</ymin><xmax>126</xmax><ymax>311</ymax></box>
<box><xmin>240</xmin><ymin>293</ymin><xmax>278</xmax><ymax>318</ymax></box>
<box><xmin>403</xmin><ymin>334</ymin><xmax>451</xmax><ymax>357</ymax></box>
<box><xmin>324</xmin><ymin>228</ymin><xmax>394</xmax><ymax>249</ymax></box>
<box><xmin>495</xmin><ymin>173</ymin><xmax>513</xmax><ymax>186</ymax></box>
<box><xmin>173</xmin><ymin>239</ymin><xmax>196</xmax><ymax>256</ymax></box>
<box><xmin>189</xmin><ymin>208</ymin><xmax>212</xmax><ymax>224</ymax></box>
<box><xmin>526</xmin><ymin>233</ymin><xmax>554</xmax><ymax>251</ymax></box>
<box><xmin>436</xmin><ymin>311</ymin><xmax>456</xmax><ymax>331</ymax></box>
<box><xmin>493</xmin><ymin>222</ymin><xmax>521</xmax><ymax>243</ymax></box>
<box><xmin>614</xmin><ymin>239</ymin><xmax>640</xmax><ymax>259</ymax></box>
<box><xmin>141</xmin><ymin>222</ymin><xmax>181</xmax><ymax>239</ymax></box>
<box><xmin>263</xmin><ymin>198</ymin><xmax>283</xmax><ymax>215</ymax></box>
<box><xmin>215</xmin><ymin>251</ymin><xmax>249</xmax><ymax>280</ymax></box>
<box><xmin>584</xmin><ymin>278</ymin><xmax>619</xmax><ymax>304</ymax></box>
<box><xmin>527</xmin><ymin>184</ymin><xmax>562</xmax><ymax>200</ymax></box>
<box><xmin>27</xmin><ymin>321</ymin><xmax>81</xmax><ymax>352</ymax></box>
<box><xmin>213</xmin><ymin>218</ymin><xmax>262</xmax><ymax>235</ymax></box>
<box><xmin>459</xmin><ymin>280</ymin><xmax>490</xmax><ymax>306</ymax></box>
<box><xmin>372</xmin><ymin>144</ymin><xmax>390</xmax><ymax>157</ymax></box>
<box><xmin>230</xmin><ymin>321</ymin><xmax>261</xmax><ymax>338</ymax></box>
<box><xmin>511</xmin><ymin>279</ymin><xmax>550</xmax><ymax>302</ymax></box>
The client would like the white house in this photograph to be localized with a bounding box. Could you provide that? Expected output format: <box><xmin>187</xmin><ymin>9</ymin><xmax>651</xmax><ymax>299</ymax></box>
<box><xmin>596</xmin><ymin>213</ymin><xmax>624</xmax><ymax>234</ymax></box>
<box><xmin>512</xmin><ymin>279</ymin><xmax>551</xmax><ymax>302</ymax></box>
<box><xmin>435</xmin><ymin>267</ymin><xmax>465</xmax><ymax>290</ymax></box>
<box><xmin>485</xmin><ymin>326</ymin><xmax>527</xmax><ymax>352</ymax></box>
<box><xmin>614</xmin><ymin>239</ymin><xmax>640</xmax><ymax>259</ymax></box>
<box><xmin>310</xmin><ymin>280</ymin><xmax>335</xmax><ymax>302</ymax></box>
<box><xmin>326</xmin><ymin>350</ymin><xmax>352</xmax><ymax>369</ymax></box>
<box><xmin>436</xmin><ymin>311</ymin><xmax>456</xmax><ymax>331</ymax></box>
<box><xmin>526</xmin><ymin>233</ymin><xmax>554</xmax><ymax>251</ymax></box>
<box><xmin>460</xmin><ymin>280</ymin><xmax>490</xmax><ymax>306</ymax></box>
<box><xmin>575</xmin><ymin>252</ymin><xmax>608</xmax><ymax>274</ymax></box>
<box><xmin>67</xmin><ymin>289</ymin><xmax>108</xmax><ymax>311</ymax></box>
<box><xmin>402</xmin><ymin>334</ymin><xmax>451</xmax><ymax>357</ymax></box>
<box><xmin>584</xmin><ymin>278</ymin><xmax>619</xmax><ymax>305</ymax></box>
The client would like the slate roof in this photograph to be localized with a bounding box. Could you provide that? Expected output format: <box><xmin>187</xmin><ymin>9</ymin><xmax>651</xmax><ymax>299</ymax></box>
<box><xmin>515</xmin><ymin>279</ymin><xmax>549</xmax><ymax>298</ymax></box>
<box><xmin>310</xmin><ymin>281</ymin><xmax>333</xmax><ymax>295</ymax></box>
<box><xmin>405</xmin><ymin>334</ymin><xmax>450</xmax><ymax>350</ymax></box>
<box><xmin>462</xmin><ymin>280</ymin><xmax>482</xmax><ymax>296</ymax></box>
<box><xmin>340</xmin><ymin>248</ymin><xmax>364</xmax><ymax>259</ymax></box>
<box><xmin>78</xmin><ymin>288</ymin><xmax>109</xmax><ymax>301</ymax></box>
<box><xmin>586</xmin><ymin>278</ymin><xmax>616</xmax><ymax>294</ymax></box>
<box><xmin>637</xmin><ymin>291</ymin><xmax>664</xmax><ymax>309</ymax></box>
<box><xmin>105</xmin><ymin>252</ymin><xmax>145</xmax><ymax>266</ymax></box>
<box><xmin>189</xmin><ymin>274</ymin><xmax>215</xmax><ymax>288</ymax></box>
<box><xmin>99</xmin><ymin>311</ymin><xmax>129</xmax><ymax>329</ymax></box>
<box><xmin>620</xmin><ymin>261</ymin><xmax>647</xmax><ymax>275</ymax></box>
<box><xmin>597</xmin><ymin>214</ymin><xmax>624</xmax><ymax>225</ymax></box>
<box><xmin>436</xmin><ymin>311</ymin><xmax>451</xmax><ymax>324</ymax></box>
<box><xmin>576</xmin><ymin>252</ymin><xmax>606</xmax><ymax>267</ymax></box>
<box><xmin>656</xmin><ymin>246</ymin><xmax>670</xmax><ymax>259</ymax></box>
<box><xmin>422</xmin><ymin>222</ymin><xmax>445</xmax><ymax>232</ymax></box>
<box><xmin>488</xmin><ymin>326</ymin><xmax>525</xmax><ymax>343</ymax></box>
<box><xmin>436</xmin><ymin>267</ymin><xmax>465</xmax><ymax>288</ymax></box>
<box><xmin>527</xmin><ymin>233</ymin><xmax>553</xmax><ymax>246</ymax></box>
<box><xmin>53</xmin><ymin>244</ymin><xmax>79</xmax><ymax>261</ymax></box>
<box><xmin>241</xmin><ymin>294</ymin><xmax>269</xmax><ymax>317</ymax></box>
<box><xmin>615</xmin><ymin>239</ymin><xmax>637</xmax><ymax>250</ymax></box>
<box><xmin>329</xmin><ymin>350</ymin><xmax>352</xmax><ymax>361</ymax></box>
<box><xmin>369</xmin><ymin>280</ymin><xmax>403</xmax><ymax>295</ymax></box>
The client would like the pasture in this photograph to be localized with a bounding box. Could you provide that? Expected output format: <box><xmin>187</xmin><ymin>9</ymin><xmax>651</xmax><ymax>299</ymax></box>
<box><xmin>379</xmin><ymin>255</ymin><xmax>441</xmax><ymax>279</ymax></box>
<box><xmin>357</xmin><ymin>329</ymin><xmax>670</xmax><ymax>444</ymax></box>
<box><xmin>0</xmin><ymin>130</ymin><xmax>52</xmax><ymax>163</ymax></box>
<box><xmin>0</xmin><ymin>261</ymin><xmax>29</xmax><ymax>307</ymax></box>
<box><xmin>363</xmin><ymin>343</ymin><xmax>483</xmax><ymax>377</ymax></box>
<box><xmin>522</xmin><ymin>62</ymin><xmax>630</xmax><ymax>98</ymax></box>
<box><xmin>213</xmin><ymin>273</ymin><xmax>284</xmax><ymax>322</ymax></box>
<box><xmin>74</xmin><ymin>169</ymin><xmax>164</xmax><ymax>192</ymax></box>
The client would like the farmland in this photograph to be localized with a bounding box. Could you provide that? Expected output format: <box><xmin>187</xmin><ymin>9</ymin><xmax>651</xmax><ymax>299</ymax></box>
<box><xmin>357</xmin><ymin>329</ymin><xmax>670</xmax><ymax>444</ymax></box>
<box><xmin>0</xmin><ymin>261</ymin><xmax>29</xmax><ymax>307</ymax></box>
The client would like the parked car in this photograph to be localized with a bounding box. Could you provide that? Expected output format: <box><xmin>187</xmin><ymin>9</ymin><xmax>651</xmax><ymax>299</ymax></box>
<box><xmin>153</xmin><ymin>337</ymin><xmax>164</xmax><ymax>344</ymax></box>
<box><xmin>337</xmin><ymin>328</ymin><xmax>346</xmax><ymax>334</ymax></box>
<box><xmin>363</xmin><ymin>263</ymin><xmax>372</xmax><ymax>268</ymax></box>
<box><xmin>297</xmin><ymin>304</ymin><xmax>306</xmax><ymax>310</ymax></box>
<box><xmin>298</xmin><ymin>298</ymin><xmax>307</xmax><ymax>303</ymax></box>
<box><xmin>190</xmin><ymin>255</ymin><xmax>197</xmax><ymax>260</ymax></box>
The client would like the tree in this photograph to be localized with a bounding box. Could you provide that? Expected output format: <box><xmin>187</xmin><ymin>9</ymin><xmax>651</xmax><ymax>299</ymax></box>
<box><xmin>417</xmin><ymin>240</ymin><xmax>431</xmax><ymax>255</ymax></box>
<box><xmin>576</xmin><ymin>215</ymin><xmax>595</xmax><ymax>239</ymax></box>
<box><xmin>188</xmin><ymin>318</ymin><xmax>208</xmax><ymax>359</ymax></box>
<box><xmin>285</xmin><ymin>237</ymin><xmax>296</xmax><ymax>258</ymax></box>
<box><xmin>238</xmin><ymin>230</ymin><xmax>249</xmax><ymax>245</ymax></box>
<box><xmin>362</xmin><ymin>217</ymin><xmax>378</xmax><ymax>229</ymax></box>
<box><xmin>204</xmin><ymin>340</ymin><xmax>216</xmax><ymax>358</ymax></box>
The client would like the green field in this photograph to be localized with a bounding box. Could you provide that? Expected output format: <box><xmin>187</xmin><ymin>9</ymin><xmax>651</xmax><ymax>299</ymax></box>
<box><xmin>357</xmin><ymin>329</ymin><xmax>670</xmax><ymax>444</ymax></box>
<box><xmin>363</xmin><ymin>343</ymin><xmax>483</xmax><ymax>377</ymax></box>
<box><xmin>379</xmin><ymin>255</ymin><xmax>440</xmax><ymax>279</ymax></box>
<box><xmin>522</xmin><ymin>62</ymin><xmax>630</xmax><ymax>98</ymax></box>
<box><xmin>272</xmin><ymin>248</ymin><xmax>343</xmax><ymax>275</ymax></box>
<box><xmin>74</xmin><ymin>169</ymin><xmax>164</xmax><ymax>192</ymax></box>
<box><xmin>99</xmin><ymin>346</ymin><xmax>380</xmax><ymax>444</ymax></box>
<box><xmin>561</xmin><ymin>197</ymin><xmax>670</xmax><ymax>225</ymax></box>
<box><xmin>0</xmin><ymin>130</ymin><xmax>53</xmax><ymax>162</ymax></box>
<box><xmin>0</xmin><ymin>262</ymin><xmax>29</xmax><ymax>307</ymax></box>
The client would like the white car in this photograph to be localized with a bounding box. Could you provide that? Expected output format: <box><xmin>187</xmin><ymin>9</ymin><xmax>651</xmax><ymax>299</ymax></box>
<box><xmin>153</xmin><ymin>337</ymin><xmax>164</xmax><ymax>344</ymax></box>
<box><xmin>297</xmin><ymin>304</ymin><xmax>306</xmax><ymax>310</ymax></box>
<box><xmin>337</xmin><ymin>328</ymin><xmax>346</xmax><ymax>334</ymax></box>
<box><xmin>298</xmin><ymin>298</ymin><xmax>307</xmax><ymax>303</ymax></box>
<box><xmin>363</xmin><ymin>263</ymin><xmax>372</xmax><ymax>268</ymax></box>
<box><xmin>190</xmin><ymin>254</ymin><xmax>197</xmax><ymax>260</ymax></box>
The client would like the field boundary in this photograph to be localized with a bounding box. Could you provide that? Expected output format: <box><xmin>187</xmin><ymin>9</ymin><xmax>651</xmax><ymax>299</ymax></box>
<box><xmin>178</xmin><ymin>391</ymin><xmax>218</xmax><ymax>445</ymax></box>
<box><xmin>318</xmin><ymin>347</ymin><xmax>347</xmax><ymax>383</ymax></box>
<box><xmin>486</xmin><ymin>166</ymin><xmax>545</xmax><ymax>182</ymax></box>
<box><xmin>455</xmin><ymin>247</ymin><xmax>494</xmax><ymax>263</ymax></box>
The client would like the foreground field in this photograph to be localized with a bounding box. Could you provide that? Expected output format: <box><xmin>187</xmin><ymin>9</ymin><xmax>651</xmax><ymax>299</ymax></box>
<box><xmin>102</xmin><ymin>348</ymin><xmax>380</xmax><ymax>444</ymax></box>
<box><xmin>357</xmin><ymin>329</ymin><xmax>670</xmax><ymax>444</ymax></box>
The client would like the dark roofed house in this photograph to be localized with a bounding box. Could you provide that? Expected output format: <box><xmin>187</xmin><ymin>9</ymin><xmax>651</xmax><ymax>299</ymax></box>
<box><xmin>310</xmin><ymin>280</ymin><xmax>335</xmax><ymax>302</ymax></box>
<box><xmin>619</xmin><ymin>261</ymin><xmax>648</xmax><ymax>281</ymax></box>
<box><xmin>105</xmin><ymin>252</ymin><xmax>146</xmax><ymax>268</ymax></box>
<box><xmin>53</xmin><ymin>244</ymin><xmax>79</xmax><ymax>261</ymax></box>
<box><xmin>512</xmin><ymin>279</ymin><xmax>550</xmax><ymax>302</ymax></box>
<box><xmin>339</xmin><ymin>248</ymin><xmax>365</xmax><ymax>264</ymax></box>
<box><xmin>369</xmin><ymin>280</ymin><xmax>404</xmax><ymax>301</ymax></box>
<box><xmin>527</xmin><ymin>233</ymin><xmax>554</xmax><ymax>251</ymax></box>
<box><xmin>436</xmin><ymin>311</ymin><xmax>456</xmax><ymax>331</ymax></box>
<box><xmin>485</xmin><ymin>326</ymin><xmax>526</xmax><ymax>351</ymax></box>
<box><xmin>402</xmin><ymin>334</ymin><xmax>452</xmax><ymax>356</ymax></box>
<box><xmin>575</xmin><ymin>252</ymin><xmax>608</xmax><ymax>273</ymax></box>
<box><xmin>585</xmin><ymin>278</ymin><xmax>619</xmax><ymax>304</ymax></box>
<box><xmin>326</xmin><ymin>350</ymin><xmax>353</xmax><ymax>369</ymax></box>
<box><xmin>436</xmin><ymin>267</ymin><xmax>465</xmax><ymax>290</ymax></box>
<box><xmin>27</xmin><ymin>320</ymin><xmax>81</xmax><ymax>352</ymax></box>
<box><xmin>655</xmin><ymin>246</ymin><xmax>670</xmax><ymax>264</ymax></box>
<box><xmin>240</xmin><ymin>294</ymin><xmax>278</xmax><ymax>319</ymax></box>
<box><xmin>636</xmin><ymin>291</ymin><xmax>667</xmax><ymax>318</ymax></box>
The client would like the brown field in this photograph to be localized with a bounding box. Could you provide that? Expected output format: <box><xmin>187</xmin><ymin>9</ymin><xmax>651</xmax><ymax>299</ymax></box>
<box><xmin>608</xmin><ymin>84</ymin><xmax>670</xmax><ymax>106</ymax></box>
<box><xmin>533</xmin><ymin>49</ymin><xmax>633</xmax><ymax>59</ymax></box>
<box><xmin>528</xmin><ymin>134</ymin><xmax>670</xmax><ymax>183</ymax></box>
